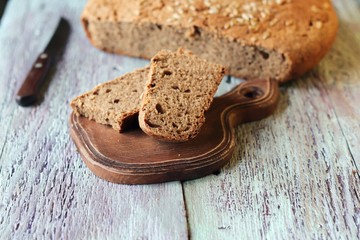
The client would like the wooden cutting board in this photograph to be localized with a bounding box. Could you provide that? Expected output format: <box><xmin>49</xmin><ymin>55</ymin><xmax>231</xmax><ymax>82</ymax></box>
<box><xmin>70</xmin><ymin>79</ymin><xmax>279</xmax><ymax>184</ymax></box>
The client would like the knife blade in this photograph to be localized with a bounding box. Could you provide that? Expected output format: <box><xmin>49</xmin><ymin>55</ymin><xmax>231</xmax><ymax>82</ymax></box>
<box><xmin>16</xmin><ymin>17</ymin><xmax>70</xmax><ymax>106</ymax></box>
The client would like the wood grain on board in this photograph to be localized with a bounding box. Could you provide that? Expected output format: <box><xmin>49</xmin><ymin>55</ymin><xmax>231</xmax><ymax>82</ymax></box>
<box><xmin>0</xmin><ymin>0</ymin><xmax>359</xmax><ymax>239</ymax></box>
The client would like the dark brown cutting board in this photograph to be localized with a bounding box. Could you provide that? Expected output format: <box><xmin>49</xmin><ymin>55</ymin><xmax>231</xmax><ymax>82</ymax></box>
<box><xmin>70</xmin><ymin>79</ymin><xmax>279</xmax><ymax>184</ymax></box>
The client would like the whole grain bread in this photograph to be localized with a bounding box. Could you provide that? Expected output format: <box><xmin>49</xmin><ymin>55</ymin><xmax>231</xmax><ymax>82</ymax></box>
<box><xmin>139</xmin><ymin>49</ymin><xmax>225</xmax><ymax>142</ymax></box>
<box><xmin>71</xmin><ymin>67</ymin><xmax>149</xmax><ymax>132</ymax></box>
<box><xmin>81</xmin><ymin>0</ymin><xmax>338</xmax><ymax>83</ymax></box>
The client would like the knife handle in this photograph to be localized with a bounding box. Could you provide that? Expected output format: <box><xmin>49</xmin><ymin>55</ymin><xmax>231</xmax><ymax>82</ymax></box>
<box><xmin>16</xmin><ymin>53</ymin><xmax>53</xmax><ymax>106</ymax></box>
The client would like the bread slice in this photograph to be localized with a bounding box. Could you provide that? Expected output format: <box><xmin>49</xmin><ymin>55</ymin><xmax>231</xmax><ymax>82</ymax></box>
<box><xmin>81</xmin><ymin>0</ymin><xmax>338</xmax><ymax>83</ymax></box>
<box><xmin>139</xmin><ymin>49</ymin><xmax>225</xmax><ymax>142</ymax></box>
<box><xmin>71</xmin><ymin>67</ymin><xmax>149</xmax><ymax>132</ymax></box>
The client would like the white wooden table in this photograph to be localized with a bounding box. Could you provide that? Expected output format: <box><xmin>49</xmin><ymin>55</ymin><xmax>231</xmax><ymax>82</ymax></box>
<box><xmin>0</xmin><ymin>0</ymin><xmax>359</xmax><ymax>239</ymax></box>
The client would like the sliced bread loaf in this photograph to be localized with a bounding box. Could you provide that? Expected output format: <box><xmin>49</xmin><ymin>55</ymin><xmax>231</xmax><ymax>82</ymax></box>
<box><xmin>81</xmin><ymin>0</ymin><xmax>338</xmax><ymax>83</ymax></box>
<box><xmin>71</xmin><ymin>67</ymin><xmax>149</xmax><ymax>132</ymax></box>
<box><xmin>139</xmin><ymin>49</ymin><xmax>225</xmax><ymax>142</ymax></box>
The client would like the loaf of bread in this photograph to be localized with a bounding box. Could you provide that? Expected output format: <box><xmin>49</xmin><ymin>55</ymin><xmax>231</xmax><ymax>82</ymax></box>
<box><xmin>70</xmin><ymin>67</ymin><xmax>148</xmax><ymax>132</ymax></box>
<box><xmin>139</xmin><ymin>49</ymin><xmax>225</xmax><ymax>142</ymax></box>
<box><xmin>81</xmin><ymin>0</ymin><xmax>338</xmax><ymax>83</ymax></box>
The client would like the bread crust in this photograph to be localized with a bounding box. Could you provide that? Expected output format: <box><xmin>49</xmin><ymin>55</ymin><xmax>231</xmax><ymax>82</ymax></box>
<box><xmin>81</xmin><ymin>0</ymin><xmax>338</xmax><ymax>83</ymax></box>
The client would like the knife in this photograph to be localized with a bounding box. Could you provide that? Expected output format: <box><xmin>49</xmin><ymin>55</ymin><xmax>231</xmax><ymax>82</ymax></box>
<box><xmin>16</xmin><ymin>17</ymin><xmax>70</xmax><ymax>106</ymax></box>
<box><xmin>0</xmin><ymin>0</ymin><xmax>8</xmax><ymax>22</ymax></box>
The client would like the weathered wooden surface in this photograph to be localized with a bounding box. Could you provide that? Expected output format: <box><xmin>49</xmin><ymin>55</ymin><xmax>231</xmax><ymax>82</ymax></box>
<box><xmin>0</xmin><ymin>0</ymin><xmax>359</xmax><ymax>239</ymax></box>
<box><xmin>0</xmin><ymin>1</ymin><xmax>188</xmax><ymax>239</ymax></box>
<box><xmin>184</xmin><ymin>1</ymin><xmax>360</xmax><ymax>239</ymax></box>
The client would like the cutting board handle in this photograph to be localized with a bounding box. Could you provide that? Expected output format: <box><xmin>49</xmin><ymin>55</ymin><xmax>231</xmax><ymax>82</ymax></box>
<box><xmin>212</xmin><ymin>78</ymin><xmax>279</xmax><ymax>128</ymax></box>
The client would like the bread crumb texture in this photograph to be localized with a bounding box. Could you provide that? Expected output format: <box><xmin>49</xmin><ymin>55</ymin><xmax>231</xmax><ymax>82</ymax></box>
<box><xmin>70</xmin><ymin>68</ymin><xmax>149</xmax><ymax>132</ymax></box>
<box><xmin>139</xmin><ymin>49</ymin><xmax>225</xmax><ymax>142</ymax></box>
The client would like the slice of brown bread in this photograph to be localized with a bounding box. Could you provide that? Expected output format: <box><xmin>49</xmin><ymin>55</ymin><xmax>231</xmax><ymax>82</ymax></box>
<box><xmin>71</xmin><ymin>67</ymin><xmax>149</xmax><ymax>132</ymax></box>
<box><xmin>139</xmin><ymin>49</ymin><xmax>225</xmax><ymax>142</ymax></box>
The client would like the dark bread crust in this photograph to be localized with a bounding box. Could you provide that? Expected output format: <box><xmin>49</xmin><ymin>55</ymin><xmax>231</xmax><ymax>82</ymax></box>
<box><xmin>81</xmin><ymin>0</ymin><xmax>338</xmax><ymax>83</ymax></box>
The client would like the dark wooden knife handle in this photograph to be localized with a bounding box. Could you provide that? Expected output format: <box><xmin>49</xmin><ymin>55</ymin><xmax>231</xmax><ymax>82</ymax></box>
<box><xmin>16</xmin><ymin>53</ymin><xmax>53</xmax><ymax>106</ymax></box>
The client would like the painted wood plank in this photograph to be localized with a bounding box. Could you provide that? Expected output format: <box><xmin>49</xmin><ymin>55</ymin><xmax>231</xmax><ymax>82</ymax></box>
<box><xmin>324</xmin><ymin>0</ymin><xmax>360</xmax><ymax>171</ymax></box>
<box><xmin>183</xmin><ymin>0</ymin><xmax>360</xmax><ymax>238</ymax></box>
<box><xmin>0</xmin><ymin>0</ymin><xmax>188</xmax><ymax>239</ymax></box>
